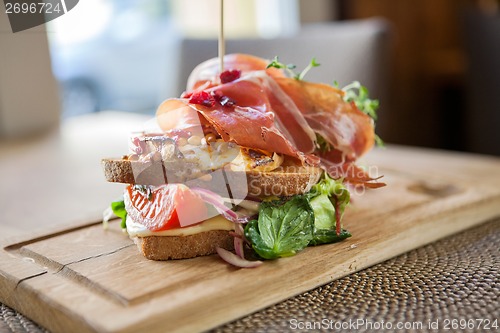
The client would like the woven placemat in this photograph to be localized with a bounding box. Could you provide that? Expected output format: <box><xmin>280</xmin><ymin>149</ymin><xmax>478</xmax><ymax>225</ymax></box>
<box><xmin>1</xmin><ymin>219</ymin><xmax>499</xmax><ymax>333</ymax></box>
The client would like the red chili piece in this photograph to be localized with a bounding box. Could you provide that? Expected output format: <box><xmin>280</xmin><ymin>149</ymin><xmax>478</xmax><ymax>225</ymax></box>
<box><xmin>212</xmin><ymin>91</ymin><xmax>236</xmax><ymax>107</ymax></box>
<box><xmin>189</xmin><ymin>91</ymin><xmax>215</xmax><ymax>107</ymax></box>
<box><xmin>220</xmin><ymin>69</ymin><xmax>241</xmax><ymax>84</ymax></box>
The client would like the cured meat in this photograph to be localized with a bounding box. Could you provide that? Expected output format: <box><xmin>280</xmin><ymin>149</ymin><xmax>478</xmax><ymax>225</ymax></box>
<box><xmin>259</xmin><ymin>75</ymin><xmax>317</xmax><ymax>153</ymax></box>
<box><xmin>156</xmin><ymin>99</ymin><xmax>206</xmax><ymax>137</ymax></box>
<box><xmin>317</xmin><ymin>148</ymin><xmax>384</xmax><ymax>188</ymax></box>
<box><xmin>157</xmin><ymin>79</ymin><xmax>319</xmax><ymax>165</ymax></box>
<box><xmin>186</xmin><ymin>55</ymin><xmax>374</xmax><ymax>160</ymax></box>
<box><xmin>187</xmin><ymin>54</ymin><xmax>284</xmax><ymax>91</ymax></box>
<box><xmin>208</xmin><ymin>75</ymin><xmax>316</xmax><ymax>154</ymax></box>
<box><xmin>275</xmin><ymin>78</ymin><xmax>375</xmax><ymax>160</ymax></box>
<box><xmin>165</xmin><ymin>54</ymin><xmax>317</xmax><ymax>158</ymax></box>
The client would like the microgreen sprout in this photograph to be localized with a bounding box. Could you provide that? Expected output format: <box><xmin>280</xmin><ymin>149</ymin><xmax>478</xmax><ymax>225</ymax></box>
<box><xmin>267</xmin><ymin>56</ymin><xmax>320</xmax><ymax>81</ymax></box>
<box><xmin>296</xmin><ymin>57</ymin><xmax>320</xmax><ymax>81</ymax></box>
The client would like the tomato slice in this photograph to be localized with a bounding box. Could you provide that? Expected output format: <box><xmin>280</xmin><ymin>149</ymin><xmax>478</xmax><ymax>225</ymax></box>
<box><xmin>124</xmin><ymin>184</ymin><xmax>208</xmax><ymax>232</ymax></box>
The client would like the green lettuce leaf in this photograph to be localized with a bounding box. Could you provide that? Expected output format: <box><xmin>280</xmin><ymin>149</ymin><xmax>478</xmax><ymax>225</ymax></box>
<box><xmin>309</xmin><ymin>229</ymin><xmax>352</xmax><ymax>246</ymax></box>
<box><xmin>308</xmin><ymin>193</ymin><xmax>335</xmax><ymax>229</ymax></box>
<box><xmin>307</xmin><ymin>174</ymin><xmax>351</xmax><ymax>245</ymax></box>
<box><xmin>111</xmin><ymin>200</ymin><xmax>127</xmax><ymax>229</ymax></box>
<box><xmin>244</xmin><ymin>196</ymin><xmax>314</xmax><ymax>259</ymax></box>
<box><xmin>244</xmin><ymin>174</ymin><xmax>352</xmax><ymax>260</ymax></box>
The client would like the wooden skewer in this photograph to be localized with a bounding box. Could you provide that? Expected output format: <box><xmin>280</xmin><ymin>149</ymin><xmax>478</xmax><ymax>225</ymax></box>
<box><xmin>219</xmin><ymin>0</ymin><xmax>225</xmax><ymax>73</ymax></box>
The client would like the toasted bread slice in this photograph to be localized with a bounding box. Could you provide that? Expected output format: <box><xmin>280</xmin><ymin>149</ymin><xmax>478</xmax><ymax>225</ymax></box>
<box><xmin>132</xmin><ymin>230</ymin><xmax>234</xmax><ymax>260</ymax></box>
<box><xmin>102</xmin><ymin>157</ymin><xmax>322</xmax><ymax>197</ymax></box>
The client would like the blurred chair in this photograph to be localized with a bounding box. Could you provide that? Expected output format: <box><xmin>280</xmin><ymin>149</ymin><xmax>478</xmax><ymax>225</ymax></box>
<box><xmin>176</xmin><ymin>18</ymin><xmax>391</xmax><ymax>130</ymax></box>
<box><xmin>462</xmin><ymin>8</ymin><xmax>500</xmax><ymax>156</ymax></box>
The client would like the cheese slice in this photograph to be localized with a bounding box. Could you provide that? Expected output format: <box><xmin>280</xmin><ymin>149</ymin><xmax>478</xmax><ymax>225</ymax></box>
<box><xmin>126</xmin><ymin>214</ymin><xmax>235</xmax><ymax>237</ymax></box>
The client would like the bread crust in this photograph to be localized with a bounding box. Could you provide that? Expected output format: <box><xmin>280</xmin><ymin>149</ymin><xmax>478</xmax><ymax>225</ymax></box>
<box><xmin>102</xmin><ymin>158</ymin><xmax>167</xmax><ymax>185</ymax></box>
<box><xmin>133</xmin><ymin>230</ymin><xmax>234</xmax><ymax>260</ymax></box>
<box><xmin>102</xmin><ymin>158</ymin><xmax>322</xmax><ymax>196</ymax></box>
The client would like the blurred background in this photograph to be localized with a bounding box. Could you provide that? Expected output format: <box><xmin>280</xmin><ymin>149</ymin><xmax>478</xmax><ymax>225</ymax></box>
<box><xmin>1</xmin><ymin>0</ymin><xmax>499</xmax><ymax>155</ymax></box>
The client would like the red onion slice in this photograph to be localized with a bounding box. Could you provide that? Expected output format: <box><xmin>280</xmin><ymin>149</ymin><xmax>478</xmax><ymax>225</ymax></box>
<box><xmin>216</xmin><ymin>247</ymin><xmax>263</xmax><ymax>268</ymax></box>
<box><xmin>234</xmin><ymin>237</ymin><xmax>245</xmax><ymax>259</ymax></box>
<box><xmin>234</xmin><ymin>237</ymin><xmax>245</xmax><ymax>258</ymax></box>
<box><xmin>192</xmin><ymin>187</ymin><xmax>239</xmax><ymax>221</ymax></box>
<box><xmin>233</xmin><ymin>223</ymin><xmax>246</xmax><ymax>258</ymax></box>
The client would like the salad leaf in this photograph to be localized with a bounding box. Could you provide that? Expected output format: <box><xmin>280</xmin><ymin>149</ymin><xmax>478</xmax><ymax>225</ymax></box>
<box><xmin>244</xmin><ymin>196</ymin><xmax>314</xmax><ymax>259</ymax></box>
<box><xmin>307</xmin><ymin>174</ymin><xmax>351</xmax><ymax>245</ymax></box>
<box><xmin>309</xmin><ymin>173</ymin><xmax>350</xmax><ymax>202</ymax></box>
<box><xmin>308</xmin><ymin>193</ymin><xmax>335</xmax><ymax>230</ymax></box>
<box><xmin>244</xmin><ymin>175</ymin><xmax>352</xmax><ymax>260</ymax></box>
<box><xmin>309</xmin><ymin>229</ymin><xmax>352</xmax><ymax>246</ymax></box>
<box><xmin>111</xmin><ymin>200</ymin><xmax>128</xmax><ymax>229</ymax></box>
<box><xmin>374</xmin><ymin>134</ymin><xmax>385</xmax><ymax>148</ymax></box>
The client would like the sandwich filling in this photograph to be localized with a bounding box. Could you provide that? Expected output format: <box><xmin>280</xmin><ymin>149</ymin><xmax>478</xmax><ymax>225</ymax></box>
<box><xmin>127</xmin><ymin>133</ymin><xmax>286</xmax><ymax>176</ymax></box>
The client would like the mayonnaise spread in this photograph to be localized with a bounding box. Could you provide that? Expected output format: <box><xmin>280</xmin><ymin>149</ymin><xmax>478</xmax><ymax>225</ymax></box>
<box><xmin>126</xmin><ymin>214</ymin><xmax>235</xmax><ymax>237</ymax></box>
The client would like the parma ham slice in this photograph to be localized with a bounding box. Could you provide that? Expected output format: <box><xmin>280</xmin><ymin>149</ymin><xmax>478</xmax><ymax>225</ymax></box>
<box><xmin>157</xmin><ymin>78</ymin><xmax>318</xmax><ymax>165</ymax></box>
<box><xmin>274</xmin><ymin>78</ymin><xmax>375</xmax><ymax>161</ymax></box>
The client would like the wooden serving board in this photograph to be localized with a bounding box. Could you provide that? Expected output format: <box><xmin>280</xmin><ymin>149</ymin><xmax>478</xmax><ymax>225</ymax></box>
<box><xmin>1</xmin><ymin>144</ymin><xmax>500</xmax><ymax>333</ymax></box>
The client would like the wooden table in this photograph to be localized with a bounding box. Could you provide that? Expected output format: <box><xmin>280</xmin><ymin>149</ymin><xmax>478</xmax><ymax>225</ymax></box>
<box><xmin>1</xmin><ymin>111</ymin><xmax>499</xmax><ymax>333</ymax></box>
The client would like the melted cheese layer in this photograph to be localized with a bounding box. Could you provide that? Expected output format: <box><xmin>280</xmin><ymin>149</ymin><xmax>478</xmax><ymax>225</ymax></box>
<box><xmin>126</xmin><ymin>214</ymin><xmax>235</xmax><ymax>237</ymax></box>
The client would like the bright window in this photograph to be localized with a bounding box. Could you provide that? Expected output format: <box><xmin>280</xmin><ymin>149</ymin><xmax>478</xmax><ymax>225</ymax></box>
<box><xmin>47</xmin><ymin>0</ymin><xmax>299</xmax><ymax>118</ymax></box>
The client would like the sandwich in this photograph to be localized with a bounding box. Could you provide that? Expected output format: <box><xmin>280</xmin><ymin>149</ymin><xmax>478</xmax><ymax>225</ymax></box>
<box><xmin>102</xmin><ymin>54</ymin><xmax>384</xmax><ymax>267</ymax></box>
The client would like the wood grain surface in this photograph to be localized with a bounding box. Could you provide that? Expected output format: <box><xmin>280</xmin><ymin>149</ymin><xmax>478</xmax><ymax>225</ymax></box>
<box><xmin>1</xmin><ymin>113</ymin><xmax>499</xmax><ymax>333</ymax></box>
